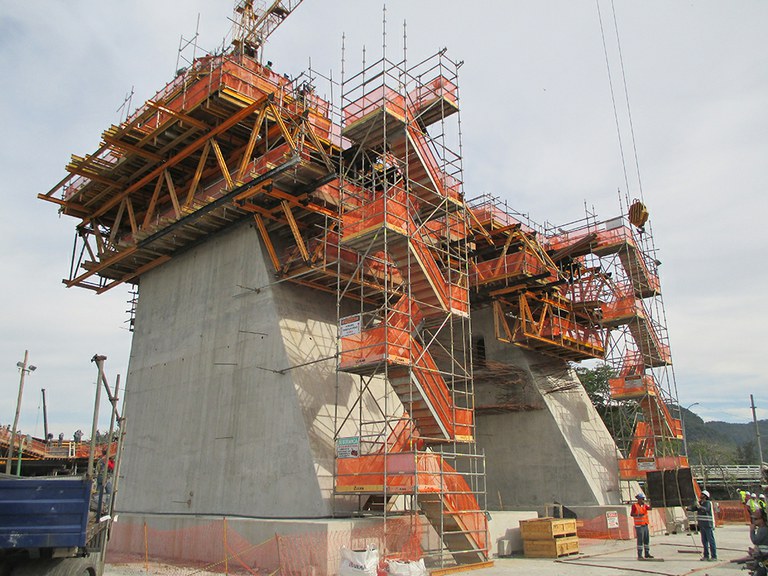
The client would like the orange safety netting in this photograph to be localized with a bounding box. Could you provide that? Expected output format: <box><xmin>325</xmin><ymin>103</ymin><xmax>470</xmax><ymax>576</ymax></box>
<box><xmin>601</xmin><ymin>295</ymin><xmax>646</xmax><ymax>325</ymax></box>
<box><xmin>339</xmin><ymin>298</ymin><xmax>471</xmax><ymax>442</ymax></box>
<box><xmin>341</xmin><ymin>187</ymin><xmax>411</xmax><ymax>242</ymax></box>
<box><xmin>576</xmin><ymin>513</ymin><xmax>633</xmax><ymax>540</ymax></box>
<box><xmin>107</xmin><ymin>515</ymin><xmax>424</xmax><ymax>575</ymax></box>
<box><xmin>716</xmin><ymin>501</ymin><xmax>751</xmax><ymax>525</ymax></box>
<box><xmin>343</xmin><ymin>86</ymin><xmax>407</xmax><ymax>127</ymax></box>
<box><xmin>609</xmin><ymin>374</ymin><xmax>654</xmax><ymax>400</ymax></box>
<box><xmin>340</xmin><ymin>325</ymin><xmax>412</xmax><ymax>370</ymax></box>
<box><xmin>406</xmin><ymin>77</ymin><xmax>458</xmax><ymax>116</ymax></box>
<box><xmin>403</xmin><ymin>125</ymin><xmax>461</xmax><ymax>202</ymax></box>
<box><xmin>335</xmin><ymin>454</ymin><xmax>487</xmax><ymax>556</ymax></box>
<box><xmin>336</xmin><ymin>451</ymin><xmax>444</xmax><ymax>494</ymax></box>
<box><xmin>470</xmin><ymin>251</ymin><xmax>552</xmax><ymax>287</ymax></box>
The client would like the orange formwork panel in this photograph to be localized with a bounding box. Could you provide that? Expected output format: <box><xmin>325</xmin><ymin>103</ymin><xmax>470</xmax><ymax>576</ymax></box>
<box><xmin>341</xmin><ymin>187</ymin><xmax>411</xmax><ymax>247</ymax></box>
<box><xmin>470</xmin><ymin>251</ymin><xmax>553</xmax><ymax>287</ymax></box>
<box><xmin>340</xmin><ymin>325</ymin><xmax>412</xmax><ymax>373</ymax></box>
<box><xmin>398</xmin><ymin>124</ymin><xmax>462</xmax><ymax>204</ymax></box>
<box><xmin>407</xmin><ymin>76</ymin><xmax>459</xmax><ymax>127</ymax></box>
<box><xmin>336</xmin><ymin>451</ymin><xmax>444</xmax><ymax>494</ymax></box>
<box><xmin>409</xmin><ymin>340</ymin><xmax>474</xmax><ymax>442</ymax></box>
<box><xmin>609</xmin><ymin>374</ymin><xmax>654</xmax><ymax>400</ymax></box>
<box><xmin>618</xmin><ymin>456</ymin><xmax>690</xmax><ymax>481</ymax></box>
<box><xmin>343</xmin><ymin>86</ymin><xmax>407</xmax><ymax>128</ymax></box>
<box><xmin>601</xmin><ymin>295</ymin><xmax>646</xmax><ymax>328</ymax></box>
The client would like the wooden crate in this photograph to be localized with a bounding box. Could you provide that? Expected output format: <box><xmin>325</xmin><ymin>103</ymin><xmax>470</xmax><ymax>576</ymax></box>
<box><xmin>519</xmin><ymin>517</ymin><xmax>577</xmax><ymax>540</ymax></box>
<box><xmin>522</xmin><ymin>535</ymin><xmax>580</xmax><ymax>558</ymax></box>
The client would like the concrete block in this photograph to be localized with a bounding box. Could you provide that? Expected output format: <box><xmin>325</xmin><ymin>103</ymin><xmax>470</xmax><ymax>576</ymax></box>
<box><xmin>487</xmin><ymin>511</ymin><xmax>538</xmax><ymax>557</ymax></box>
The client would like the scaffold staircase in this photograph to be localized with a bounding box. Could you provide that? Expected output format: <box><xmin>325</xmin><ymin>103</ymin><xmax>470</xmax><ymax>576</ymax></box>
<box><xmin>335</xmin><ymin>52</ymin><xmax>487</xmax><ymax>566</ymax></box>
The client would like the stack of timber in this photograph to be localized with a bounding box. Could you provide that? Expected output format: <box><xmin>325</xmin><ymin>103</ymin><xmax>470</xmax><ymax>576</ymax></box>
<box><xmin>519</xmin><ymin>517</ymin><xmax>579</xmax><ymax>558</ymax></box>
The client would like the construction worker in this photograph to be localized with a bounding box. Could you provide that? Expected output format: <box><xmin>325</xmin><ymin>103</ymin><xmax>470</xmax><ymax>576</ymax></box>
<box><xmin>750</xmin><ymin>493</ymin><xmax>762</xmax><ymax>515</ymax></box>
<box><xmin>630</xmin><ymin>492</ymin><xmax>654</xmax><ymax>560</ymax></box>
<box><xmin>740</xmin><ymin>488</ymin><xmax>749</xmax><ymax>504</ymax></box>
<box><xmin>760</xmin><ymin>494</ymin><xmax>768</xmax><ymax>513</ymax></box>
<box><xmin>749</xmin><ymin>509</ymin><xmax>768</xmax><ymax>576</ymax></box>
<box><xmin>689</xmin><ymin>490</ymin><xmax>717</xmax><ymax>561</ymax></box>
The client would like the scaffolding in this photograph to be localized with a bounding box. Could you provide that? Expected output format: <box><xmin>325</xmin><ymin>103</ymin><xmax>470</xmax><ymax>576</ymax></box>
<box><xmin>333</xmin><ymin>37</ymin><xmax>488</xmax><ymax>567</ymax></box>
<box><xmin>545</xmin><ymin>201</ymin><xmax>686</xmax><ymax>488</ymax></box>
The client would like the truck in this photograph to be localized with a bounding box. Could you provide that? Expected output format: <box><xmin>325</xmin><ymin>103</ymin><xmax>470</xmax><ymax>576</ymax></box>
<box><xmin>0</xmin><ymin>475</ymin><xmax>108</xmax><ymax>576</ymax></box>
<box><xmin>1</xmin><ymin>355</ymin><xmax>122</xmax><ymax>576</ymax></box>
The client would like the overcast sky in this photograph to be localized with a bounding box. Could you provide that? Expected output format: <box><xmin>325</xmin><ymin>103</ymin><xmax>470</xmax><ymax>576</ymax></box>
<box><xmin>1</xmin><ymin>1</ymin><xmax>766</xmax><ymax>438</ymax></box>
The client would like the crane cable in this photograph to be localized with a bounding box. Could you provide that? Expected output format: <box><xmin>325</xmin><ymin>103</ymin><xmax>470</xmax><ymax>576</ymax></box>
<box><xmin>609</xmin><ymin>0</ymin><xmax>645</xmax><ymax>203</ymax></box>
<box><xmin>595</xmin><ymin>0</ymin><xmax>632</xmax><ymax>201</ymax></box>
<box><xmin>597</xmin><ymin>1</ymin><xmax>701</xmax><ymax>551</ymax></box>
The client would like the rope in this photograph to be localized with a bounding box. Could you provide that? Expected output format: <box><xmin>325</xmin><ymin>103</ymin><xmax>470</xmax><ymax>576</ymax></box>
<box><xmin>595</xmin><ymin>0</ymin><xmax>632</xmax><ymax>198</ymax></box>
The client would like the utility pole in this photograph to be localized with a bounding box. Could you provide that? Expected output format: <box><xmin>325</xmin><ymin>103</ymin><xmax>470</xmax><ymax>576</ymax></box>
<box><xmin>87</xmin><ymin>355</ymin><xmax>107</xmax><ymax>479</ymax></box>
<box><xmin>750</xmin><ymin>394</ymin><xmax>764</xmax><ymax>465</ymax></box>
<box><xmin>42</xmin><ymin>388</ymin><xmax>49</xmax><ymax>441</ymax></box>
<box><xmin>6</xmin><ymin>350</ymin><xmax>36</xmax><ymax>474</ymax></box>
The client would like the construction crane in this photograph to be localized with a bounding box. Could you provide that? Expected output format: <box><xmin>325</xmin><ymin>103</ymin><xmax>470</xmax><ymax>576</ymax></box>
<box><xmin>232</xmin><ymin>0</ymin><xmax>305</xmax><ymax>57</ymax></box>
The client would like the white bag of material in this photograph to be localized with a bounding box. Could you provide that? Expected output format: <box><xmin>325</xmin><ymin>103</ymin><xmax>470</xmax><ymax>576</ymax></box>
<box><xmin>387</xmin><ymin>559</ymin><xmax>426</xmax><ymax>576</ymax></box>
<box><xmin>339</xmin><ymin>545</ymin><xmax>379</xmax><ymax>576</ymax></box>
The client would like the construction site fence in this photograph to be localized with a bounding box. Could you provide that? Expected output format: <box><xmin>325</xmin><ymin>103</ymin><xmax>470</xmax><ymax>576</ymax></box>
<box><xmin>107</xmin><ymin>515</ymin><xmax>425</xmax><ymax>576</ymax></box>
<box><xmin>716</xmin><ymin>500</ymin><xmax>752</xmax><ymax>525</ymax></box>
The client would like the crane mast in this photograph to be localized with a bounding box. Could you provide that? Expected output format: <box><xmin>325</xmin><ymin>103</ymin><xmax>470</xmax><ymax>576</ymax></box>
<box><xmin>232</xmin><ymin>0</ymin><xmax>305</xmax><ymax>56</ymax></box>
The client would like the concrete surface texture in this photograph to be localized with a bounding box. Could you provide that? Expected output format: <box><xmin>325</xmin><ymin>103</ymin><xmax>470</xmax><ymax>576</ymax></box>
<box><xmin>473</xmin><ymin>307</ymin><xmax>623</xmax><ymax>510</ymax></box>
<box><xmin>117</xmin><ymin>221</ymin><xmax>389</xmax><ymax>520</ymax></box>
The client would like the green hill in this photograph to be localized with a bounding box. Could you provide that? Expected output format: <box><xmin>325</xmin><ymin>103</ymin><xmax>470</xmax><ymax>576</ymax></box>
<box><xmin>681</xmin><ymin>407</ymin><xmax>767</xmax><ymax>465</ymax></box>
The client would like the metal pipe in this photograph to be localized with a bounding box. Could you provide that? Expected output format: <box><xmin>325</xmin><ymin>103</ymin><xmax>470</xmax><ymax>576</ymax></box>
<box><xmin>97</xmin><ymin>375</ymin><xmax>120</xmax><ymax>517</ymax></box>
<box><xmin>42</xmin><ymin>388</ymin><xmax>49</xmax><ymax>441</ymax></box>
<box><xmin>751</xmin><ymin>395</ymin><xmax>764</xmax><ymax>466</ymax></box>
<box><xmin>6</xmin><ymin>350</ymin><xmax>30</xmax><ymax>475</ymax></box>
<box><xmin>87</xmin><ymin>355</ymin><xmax>107</xmax><ymax>479</ymax></box>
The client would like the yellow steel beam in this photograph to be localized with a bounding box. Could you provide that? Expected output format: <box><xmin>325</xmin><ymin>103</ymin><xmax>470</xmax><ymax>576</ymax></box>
<box><xmin>90</xmin><ymin>95</ymin><xmax>268</xmax><ymax>221</ymax></box>
<box><xmin>103</xmin><ymin>136</ymin><xmax>164</xmax><ymax>163</ymax></box>
<box><xmin>142</xmin><ymin>174</ymin><xmax>165</xmax><ymax>229</ymax></box>
<box><xmin>268</xmin><ymin>101</ymin><xmax>297</xmax><ymax>151</ymax></box>
<box><xmin>164</xmin><ymin>170</ymin><xmax>181</xmax><ymax>219</ymax></box>
<box><xmin>253</xmin><ymin>214</ymin><xmax>280</xmax><ymax>272</ymax></box>
<box><xmin>65</xmin><ymin>246</ymin><xmax>138</xmax><ymax>288</ymax></box>
<box><xmin>96</xmin><ymin>255</ymin><xmax>172</xmax><ymax>294</ymax></box>
<box><xmin>185</xmin><ymin>141</ymin><xmax>210</xmax><ymax>207</ymax></box>
<box><xmin>65</xmin><ymin>166</ymin><xmax>121</xmax><ymax>188</ymax></box>
<box><xmin>210</xmin><ymin>138</ymin><xmax>234</xmax><ymax>190</ymax></box>
<box><xmin>281</xmin><ymin>200</ymin><xmax>309</xmax><ymax>261</ymax></box>
<box><xmin>147</xmin><ymin>101</ymin><xmax>209</xmax><ymax>130</ymax></box>
<box><xmin>236</xmin><ymin>105</ymin><xmax>269</xmax><ymax>184</ymax></box>
<box><xmin>126</xmin><ymin>198</ymin><xmax>138</xmax><ymax>236</ymax></box>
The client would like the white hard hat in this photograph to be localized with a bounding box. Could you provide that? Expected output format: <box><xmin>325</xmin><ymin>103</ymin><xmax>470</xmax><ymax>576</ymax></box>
<box><xmin>753</xmin><ymin>493</ymin><xmax>758</xmax><ymax>498</ymax></box>
<box><xmin>760</xmin><ymin>494</ymin><xmax>766</xmax><ymax>499</ymax></box>
<box><xmin>701</xmin><ymin>490</ymin><xmax>710</xmax><ymax>498</ymax></box>
<box><xmin>636</xmin><ymin>492</ymin><xmax>646</xmax><ymax>499</ymax></box>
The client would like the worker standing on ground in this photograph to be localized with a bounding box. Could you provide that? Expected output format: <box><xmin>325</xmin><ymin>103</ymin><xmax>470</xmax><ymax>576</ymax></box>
<box><xmin>750</xmin><ymin>494</ymin><xmax>762</xmax><ymax>515</ymax></box>
<box><xmin>630</xmin><ymin>492</ymin><xmax>654</xmax><ymax>560</ymax></box>
<box><xmin>689</xmin><ymin>490</ymin><xmax>718</xmax><ymax>561</ymax></box>
<box><xmin>740</xmin><ymin>488</ymin><xmax>749</xmax><ymax>504</ymax></box>
<box><xmin>749</xmin><ymin>509</ymin><xmax>768</xmax><ymax>576</ymax></box>
<box><xmin>759</xmin><ymin>494</ymin><xmax>768</xmax><ymax>513</ymax></box>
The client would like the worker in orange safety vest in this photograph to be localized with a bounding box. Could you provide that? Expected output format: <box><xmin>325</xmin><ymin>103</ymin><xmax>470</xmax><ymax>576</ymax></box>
<box><xmin>630</xmin><ymin>492</ymin><xmax>654</xmax><ymax>560</ymax></box>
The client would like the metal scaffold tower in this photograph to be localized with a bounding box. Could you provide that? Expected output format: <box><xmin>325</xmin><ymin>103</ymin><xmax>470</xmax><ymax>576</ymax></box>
<box><xmin>547</xmin><ymin>200</ymin><xmax>686</xmax><ymax>491</ymax></box>
<box><xmin>333</xmin><ymin>27</ymin><xmax>488</xmax><ymax>567</ymax></box>
<box><xmin>600</xmin><ymin>201</ymin><xmax>686</xmax><ymax>486</ymax></box>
